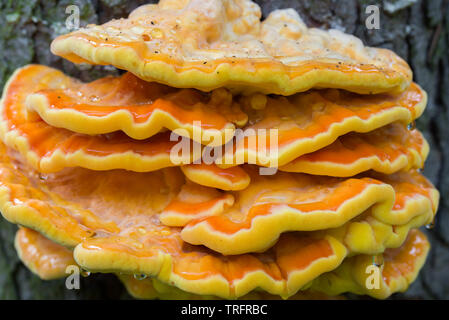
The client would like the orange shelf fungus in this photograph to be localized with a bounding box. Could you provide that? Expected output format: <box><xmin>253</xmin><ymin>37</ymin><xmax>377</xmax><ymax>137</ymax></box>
<box><xmin>280</xmin><ymin>124</ymin><xmax>428</xmax><ymax>177</ymax></box>
<box><xmin>0</xmin><ymin>148</ymin><xmax>346</xmax><ymax>298</ymax></box>
<box><xmin>0</xmin><ymin>65</ymin><xmax>203</xmax><ymax>173</ymax></box>
<box><xmin>181</xmin><ymin>164</ymin><xmax>251</xmax><ymax>191</ymax></box>
<box><xmin>0</xmin><ymin>141</ymin><xmax>435</xmax><ymax>298</ymax></box>
<box><xmin>0</xmin><ymin>0</ymin><xmax>439</xmax><ymax>300</ymax></box>
<box><xmin>14</xmin><ymin>222</ymin><xmax>427</xmax><ymax>300</ymax></box>
<box><xmin>26</xmin><ymin>71</ymin><xmax>247</xmax><ymax>144</ymax></box>
<box><xmin>0</xmin><ymin>140</ymin><xmax>433</xmax><ymax>243</ymax></box>
<box><xmin>14</xmin><ymin>225</ymin><xmax>341</xmax><ymax>300</ymax></box>
<box><xmin>176</xmin><ymin>168</ymin><xmax>438</xmax><ymax>254</ymax></box>
<box><xmin>215</xmin><ymin>83</ymin><xmax>426</xmax><ymax>169</ymax></box>
<box><xmin>15</xmin><ymin>227</ymin><xmax>76</xmax><ymax>280</ymax></box>
<box><xmin>1</xmin><ymin>65</ymin><xmax>426</xmax><ymax>177</ymax></box>
<box><xmin>180</xmin><ymin>124</ymin><xmax>428</xmax><ymax>189</ymax></box>
<box><xmin>51</xmin><ymin>0</ymin><xmax>412</xmax><ymax>95</ymax></box>
<box><xmin>118</xmin><ymin>274</ymin><xmax>344</xmax><ymax>300</ymax></box>
<box><xmin>310</xmin><ymin>229</ymin><xmax>430</xmax><ymax>299</ymax></box>
<box><xmin>75</xmin><ymin>232</ymin><xmax>346</xmax><ymax>299</ymax></box>
<box><xmin>121</xmin><ymin>230</ymin><xmax>430</xmax><ymax>300</ymax></box>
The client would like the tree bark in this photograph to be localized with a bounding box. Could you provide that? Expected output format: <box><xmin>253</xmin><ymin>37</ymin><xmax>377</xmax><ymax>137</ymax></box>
<box><xmin>0</xmin><ymin>0</ymin><xmax>447</xmax><ymax>299</ymax></box>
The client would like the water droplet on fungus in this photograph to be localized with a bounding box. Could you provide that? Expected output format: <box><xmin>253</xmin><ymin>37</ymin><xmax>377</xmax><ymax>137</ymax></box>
<box><xmin>134</xmin><ymin>274</ymin><xmax>148</xmax><ymax>280</ymax></box>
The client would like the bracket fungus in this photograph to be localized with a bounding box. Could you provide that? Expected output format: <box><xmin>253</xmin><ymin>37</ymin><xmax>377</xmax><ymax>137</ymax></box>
<box><xmin>0</xmin><ymin>140</ymin><xmax>437</xmax><ymax>298</ymax></box>
<box><xmin>1</xmin><ymin>65</ymin><xmax>426</xmax><ymax>177</ymax></box>
<box><xmin>118</xmin><ymin>274</ymin><xmax>343</xmax><ymax>300</ymax></box>
<box><xmin>310</xmin><ymin>229</ymin><xmax>430</xmax><ymax>299</ymax></box>
<box><xmin>214</xmin><ymin>83</ymin><xmax>426</xmax><ymax>168</ymax></box>
<box><xmin>15</xmin><ymin>227</ymin><xmax>76</xmax><ymax>280</ymax></box>
<box><xmin>280</xmin><ymin>124</ymin><xmax>428</xmax><ymax>177</ymax></box>
<box><xmin>175</xmin><ymin>169</ymin><xmax>438</xmax><ymax>254</ymax></box>
<box><xmin>51</xmin><ymin>0</ymin><xmax>412</xmax><ymax>95</ymax></box>
<box><xmin>26</xmin><ymin>71</ymin><xmax>248</xmax><ymax>144</ymax></box>
<box><xmin>0</xmin><ymin>0</ymin><xmax>439</xmax><ymax>300</ymax></box>
<box><xmin>15</xmin><ymin>225</ymin><xmax>342</xmax><ymax>300</ymax></box>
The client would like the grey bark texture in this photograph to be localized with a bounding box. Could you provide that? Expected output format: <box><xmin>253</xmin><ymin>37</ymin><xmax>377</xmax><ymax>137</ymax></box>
<box><xmin>0</xmin><ymin>0</ymin><xmax>448</xmax><ymax>299</ymax></box>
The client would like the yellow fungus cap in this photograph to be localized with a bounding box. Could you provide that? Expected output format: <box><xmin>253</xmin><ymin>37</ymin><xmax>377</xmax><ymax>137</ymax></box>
<box><xmin>51</xmin><ymin>0</ymin><xmax>412</xmax><ymax>95</ymax></box>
